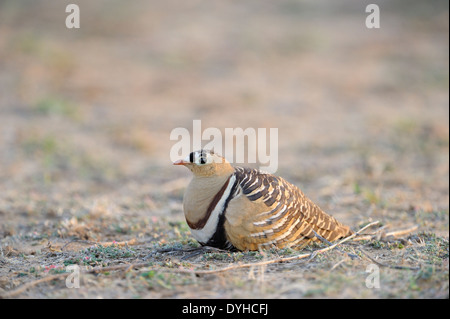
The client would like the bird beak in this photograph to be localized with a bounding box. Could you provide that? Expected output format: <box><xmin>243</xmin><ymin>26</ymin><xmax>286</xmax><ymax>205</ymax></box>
<box><xmin>173</xmin><ymin>159</ymin><xmax>189</xmax><ymax>166</ymax></box>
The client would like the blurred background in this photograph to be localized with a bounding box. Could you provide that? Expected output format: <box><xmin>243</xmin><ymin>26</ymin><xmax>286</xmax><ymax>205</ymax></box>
<box><xmin>0</xmin><ymin>0</ymin><xmax>448</xmax><ymax>233</ymax></box>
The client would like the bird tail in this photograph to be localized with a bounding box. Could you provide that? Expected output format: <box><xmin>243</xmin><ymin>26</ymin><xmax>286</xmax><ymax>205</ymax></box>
<box><xmin>312</xmin><ymin>211</ymin><xmax>354</xmax><ymax>243</ymax></box>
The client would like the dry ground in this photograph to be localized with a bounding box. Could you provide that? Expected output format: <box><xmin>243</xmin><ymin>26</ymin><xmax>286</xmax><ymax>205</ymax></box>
<box><xmin>0</xmin><ymin>0</ymin><xmax>448</xmax><ymax>299</ymax></box>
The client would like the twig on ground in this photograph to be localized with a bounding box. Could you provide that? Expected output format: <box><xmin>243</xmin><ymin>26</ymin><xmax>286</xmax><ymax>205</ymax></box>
<box><xmin>62</xmin><ymin>238</ymin><xmax>140</xmax><ymax>251</ymax></box>
<box><xmin>330</xmin><ymin>258</ymin><xmax>347</xmax><ymax>271</ymax></box>
<box><xmin>61</xmin><ymin>239</ymin><xmax>98</xmax><ymax>251</ymax></box>
<box><xmin>98</xmin><ymin>238</ymin><xmax>140</xmax><ymax>247</ymax></box>
<box><xmin>89</xmin><ymin>262</ymin><xmax>150</xmax><ymax>274</ymax></box>
<box><xmin>0</xmin><ymin>274</ymin><xmax>67</xmax><ymax>299</ymax></box>
<box><xmin>352</xmin><ymin>225</ymin><xmax>418</xmax><ymax>242</ymax></box>
<box><xmin>359</xmin><ymin>248</ymin><xmax>420</xmax><ymax>271</ymax></box>
<box><xmin>312</xmin><ymin>229</ymin><xmax>358</xmax><ymax>259</ymax></box>
<box><xmin>384</xmin><ymin>225</ymin><xmax>419</xmax><ymax>239</ymax></box>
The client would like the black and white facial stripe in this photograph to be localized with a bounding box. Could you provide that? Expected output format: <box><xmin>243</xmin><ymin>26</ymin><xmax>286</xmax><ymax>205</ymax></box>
<box><xmin>187</xmin><ymin>150</ymin><xmax>214</xmax><ymax>165</ymax></box>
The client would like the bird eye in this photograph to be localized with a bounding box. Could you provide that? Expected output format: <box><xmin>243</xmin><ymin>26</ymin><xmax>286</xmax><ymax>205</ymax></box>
<box><xmin>193</xmin><ymin>150</ymin><xmax>212</xmax><ymax>165</ymax></box>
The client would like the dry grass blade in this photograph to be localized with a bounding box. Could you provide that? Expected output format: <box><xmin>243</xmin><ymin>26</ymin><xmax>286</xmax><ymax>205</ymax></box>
<box><xmin>0</xmin><ymin>274</ymin><xmax>68</xmax><ymax>299</ymax></box>
<box><xmin>353</xmin><ymin>225</ymin><xmax>419</xmax><ymax>242</ymax></box>
<box><xmin>359</xmin><ymin>249</ymin><xmax>420</xmax><ymax>270</ymax></box>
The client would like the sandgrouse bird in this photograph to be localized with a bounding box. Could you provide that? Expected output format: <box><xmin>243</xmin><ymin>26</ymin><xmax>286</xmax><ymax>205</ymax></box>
<box><xmin>174</xmin><ymin>150</ymin><xmax>353</xmax><ymax>251</ymax></box>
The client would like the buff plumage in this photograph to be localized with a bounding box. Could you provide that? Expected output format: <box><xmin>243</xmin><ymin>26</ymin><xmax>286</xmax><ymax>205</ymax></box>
<box><xmin>174</xmin><ymin>150</ymin><xmax>353</xmax><ymax>251</ymax></box>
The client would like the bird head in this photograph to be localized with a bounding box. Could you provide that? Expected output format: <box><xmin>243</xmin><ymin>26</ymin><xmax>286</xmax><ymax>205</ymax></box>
<box><xmin>173</xmin><ymin>149</ymin><xmax>233</xmax><ymax>177</ymax></box>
